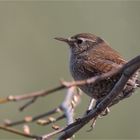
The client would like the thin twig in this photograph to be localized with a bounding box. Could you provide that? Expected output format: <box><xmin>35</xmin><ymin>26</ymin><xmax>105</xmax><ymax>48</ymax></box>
<box><xmin>0</xmin><ymin>125</ymin><xmax>41</xmax><ymax>139</ymax></box>
<box><xmin>5</xmin><ymin>108</ymin><xmax>61</xmax><ymax>127</ymax></box>
<box><xmin>42</xmin><ymin>127</ymin><xmax>65</xmax><ymax>140</ymax></box>
<box><xmin>60</xmin><ymin>87</ymin><xmax>80</xmax><ymax>125</ymax></box>
<box><xmin>19</xmin><ymin>97</ymin><xmax>38</xmax><ymax>111</ymax></box>
<box><xmin>0</xmin><ymin>85</ymin><xmax>65</xmax><ymax>104</ymax></box>
<box><xmin>37</xmin><ymin>114</ymin><xmax>65</xmax><ymax>126</ymax></box>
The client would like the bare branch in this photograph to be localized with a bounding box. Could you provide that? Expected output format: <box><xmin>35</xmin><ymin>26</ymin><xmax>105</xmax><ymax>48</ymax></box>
<box><xmin>0</xmin><ymin>85</ymin><xmax>65</xmax><ymax>104</ymax></box>
<box><xmin>19</xmin><ymin>97</ymin><xmax>38</xmax><ymax>111</ymax></box>
<box><xmin>42</xmin><ymin>127</ymin><xmax>65</xmax><ymax>140</ymax></box>
<box><xmin>4</xmin><ymin>107</ymin><xmax>61</xmax><ymax>127</ymax></box>
<box><xmin>0</xmin><ymin>125</ymin><xmax>41</xmax><ymax>139</ymax></box>
<box><xmin>60</xmin><ymin>87</ymin><xmax>81</xmax><ymax>125</ymax></box>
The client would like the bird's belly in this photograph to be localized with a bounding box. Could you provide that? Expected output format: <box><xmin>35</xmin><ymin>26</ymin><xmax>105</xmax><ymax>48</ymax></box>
<box><xmin>70</xmin><ymin>61</ymin><xmax>115</xmax><ymax>99</ymax></box>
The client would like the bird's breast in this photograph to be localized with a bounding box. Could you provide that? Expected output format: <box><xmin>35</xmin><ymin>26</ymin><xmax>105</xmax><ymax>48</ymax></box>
<box><xmin>70</xmin><ymin>55</ymin><xmax>89</xmax><ymax>80</ymax></box>
<box><xmin>69</xmin><ymin>54</ymin><xmax>99</xmax><ymax>98</ymax></box>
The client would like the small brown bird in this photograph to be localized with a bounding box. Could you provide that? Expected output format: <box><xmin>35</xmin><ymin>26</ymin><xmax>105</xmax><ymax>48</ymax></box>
<box><xmin>55</xmin><ymin>33</ymin><xmax>139</xmax><ymax>107</ymax></box>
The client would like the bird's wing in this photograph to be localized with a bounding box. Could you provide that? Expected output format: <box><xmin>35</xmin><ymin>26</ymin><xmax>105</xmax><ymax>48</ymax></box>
<box><xmin>84</xmin><ymin>58</ymin><xmax>124</xmax><ymax>73</ymax></box>
<box><xmin>84</xmin><ymin>44</ymin><xmax>126</xmax><ymax>73</ymax></box>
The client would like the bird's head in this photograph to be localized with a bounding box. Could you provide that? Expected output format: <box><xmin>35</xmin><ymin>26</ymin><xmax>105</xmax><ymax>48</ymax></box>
<box><xmin>55</xmin><ymin>33</ymin><xmax>104</xmax><ymax>55</ymax></box>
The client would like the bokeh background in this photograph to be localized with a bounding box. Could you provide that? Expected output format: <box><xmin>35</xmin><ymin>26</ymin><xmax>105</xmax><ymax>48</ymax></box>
<box><xmin>0</xmin><ymin>1</ymin><xmax>140</xmax><ymax>140</ymax></box>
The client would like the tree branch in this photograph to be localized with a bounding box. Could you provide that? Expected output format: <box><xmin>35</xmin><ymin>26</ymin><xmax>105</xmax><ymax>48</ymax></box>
<box><xmin>0</xmin><ymin>125</ymin><xmax>41</xmax><ymax>139</ymax></box>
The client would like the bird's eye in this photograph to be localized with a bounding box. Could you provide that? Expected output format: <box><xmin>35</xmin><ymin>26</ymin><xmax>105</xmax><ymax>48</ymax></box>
<box><xmin>76</xmin><ymin>39</ymin><xmax>83</xmax><ymax>44</ymax></box>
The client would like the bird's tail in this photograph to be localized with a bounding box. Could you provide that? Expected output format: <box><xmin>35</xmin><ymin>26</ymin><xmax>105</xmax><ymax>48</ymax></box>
<box><xmin>108</xmin><ymin>70</ymin><xmax>140</xmax><ymax>107</ymax></box>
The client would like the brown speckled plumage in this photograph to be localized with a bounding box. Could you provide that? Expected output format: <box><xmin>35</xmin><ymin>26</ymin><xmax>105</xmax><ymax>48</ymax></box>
<box><xmin>55</xmin><ymin>33</ymin><xmax>139</xmax><ymax>106</ymax></box>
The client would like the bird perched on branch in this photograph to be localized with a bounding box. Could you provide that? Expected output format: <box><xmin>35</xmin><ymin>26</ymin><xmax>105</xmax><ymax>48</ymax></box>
<box><xmin>55</xmin><ymin>33</ymin><xmax>140</xmax><ymax>108</ymax></box>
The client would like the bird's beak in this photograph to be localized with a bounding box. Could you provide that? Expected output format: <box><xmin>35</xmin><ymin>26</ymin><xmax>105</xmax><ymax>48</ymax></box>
<box><xmin>54</xmin><ymin>37</ymin><xmax>71</xmax><ymax>43</ymax></box>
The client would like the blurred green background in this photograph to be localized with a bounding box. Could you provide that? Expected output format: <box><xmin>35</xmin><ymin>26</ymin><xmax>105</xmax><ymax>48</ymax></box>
<box><xmin>0</xmin><ymin>1</ymin><xmax>140</xmax><ymax>140</ymax></box>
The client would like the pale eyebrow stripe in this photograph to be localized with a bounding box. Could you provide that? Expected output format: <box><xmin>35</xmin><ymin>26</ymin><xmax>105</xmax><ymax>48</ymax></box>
<box><xmin>78</xmin><ymin>37</ymin><xmax>96</xmax><ymax>43</ymax></box>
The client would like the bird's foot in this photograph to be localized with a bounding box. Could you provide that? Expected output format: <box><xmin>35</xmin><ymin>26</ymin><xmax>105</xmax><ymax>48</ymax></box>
<box><xmin>99</xmin><ymin>107</ymin><xmax>110</xmax><ymax>118</ymax></box>
<box><xmin>87</xmin><ymin>116</ymin><xmax>98</xmax><ymax>132</ymax></box>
